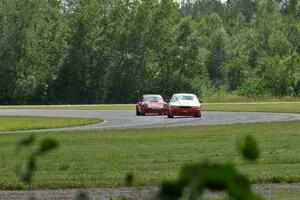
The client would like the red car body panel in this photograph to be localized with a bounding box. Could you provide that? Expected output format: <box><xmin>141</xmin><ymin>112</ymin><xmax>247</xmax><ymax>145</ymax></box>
<box><xmin>142</xmin><ymin>101</ymin><xmax>168</xmax><ymax>114</ymax></box>
<box><xmin>168</xmin><ymin>106</ymin><xmax>201</xmax><ymax>117</ymax></box>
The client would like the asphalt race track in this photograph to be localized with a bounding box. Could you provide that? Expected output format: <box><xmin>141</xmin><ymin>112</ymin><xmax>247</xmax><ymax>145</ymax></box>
<box><xmin>1</xmin><ymin>110</ymin><xmax>300</xmax><ymax>133</ymax></box>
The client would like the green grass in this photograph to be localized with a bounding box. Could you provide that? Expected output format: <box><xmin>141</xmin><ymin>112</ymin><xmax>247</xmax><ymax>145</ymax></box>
<box><xmin>0</xmin><ymin>104</ymin><xmax>135</xmax><ymax>110</ymax></box>
<box><xmin>204</xmin><ymin>94</ymin><xmax>300</xmax><ymax>103</ymax></box>
<box><xmin>0</xmin><ymin>116</ymin><xmax>102</xmax><ymax>131</ymax></box>
<box><xmin>204</xmin><ymin>102</ymin><xmax>300</xmax><ymax>114</ymax></box>
<box><xmin>1</xmin><ymin>120</ymin><xmax>300</xmax><ymax>190</ymax></box>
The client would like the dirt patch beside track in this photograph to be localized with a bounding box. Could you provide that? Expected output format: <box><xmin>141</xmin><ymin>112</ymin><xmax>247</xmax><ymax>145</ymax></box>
<box><xmin>1</xmin><ymin>184</ymin><xmax>300</xmax><ymax>200</ymax></box>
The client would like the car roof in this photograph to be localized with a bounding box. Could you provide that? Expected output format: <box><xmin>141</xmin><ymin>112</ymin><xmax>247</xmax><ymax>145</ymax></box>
<box><xmin>143</xmin><ymin>94</ymin><xmax>162</xmax><ymax>97</ymax></box>
<box><xmin>172</xmin><ymin>93</ymin><xmax>196</xmax><ymax>96</ymax></box>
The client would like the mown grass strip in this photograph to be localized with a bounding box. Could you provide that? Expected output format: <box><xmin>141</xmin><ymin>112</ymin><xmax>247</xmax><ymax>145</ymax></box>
<box><xmin>0</xmin><ymin>116</ymin><xmax>102</xmax><ymax>132</ymax></box>
<box><xmin>204</xmin><ymin>95</ymin><xmax>300</xmax><ymax>103</ymax></box>
<box><xmin>204</xmin><ymin>102</ymin><xmax>300</xmax><ymax>114</ymax></box>
<box><xmin>1</xmin><ymin>120</ymin><xmax>300</xmax><ymax>189</ymax></box>
<box><xmin>0</xmin><ymin>104</ymin><xmax>135</xmax><ymax>110</ymax></box>
<box><xmin>0</xmin><ymin>102</ymin><xmax>300</xmax><ymax>114</ymax></box>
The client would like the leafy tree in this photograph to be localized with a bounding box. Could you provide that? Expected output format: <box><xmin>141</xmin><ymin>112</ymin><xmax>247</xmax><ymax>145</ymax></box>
<box><xmin>205</xmin><ymin>13</ymin><xmax>227</xmax><ymax>86</ymax></box>
<box><xmin>1</xmin><ymin>0</ymin><xmax>300</xmax><ymax>104</ymax></box>
<box><xmin>0</xmin><ymin>0</ymin><xmax>68</xmax><ymax>104</ymax></box>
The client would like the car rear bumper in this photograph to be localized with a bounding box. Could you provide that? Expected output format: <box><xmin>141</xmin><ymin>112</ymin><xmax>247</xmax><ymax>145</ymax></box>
<box><xmin>168</xmin><ymin>107</ymin><xmax>201</xmax><ymax>116</ymax></box>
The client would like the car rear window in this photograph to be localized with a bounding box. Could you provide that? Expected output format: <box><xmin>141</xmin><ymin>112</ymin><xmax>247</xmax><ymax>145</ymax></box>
<box><xmin>182</xmin><ymin>95</ymin><xmax>194</xmax><ymax>101</ymax></box>
<box><xmin>143</xmin><ymin>96</ymin><xmax>163</xmax><ymax>101</ymax></box>
<box><xmin>171</xmin><ymin>95</ymin><xmax>195</xmax><ymax>102</ymax></box>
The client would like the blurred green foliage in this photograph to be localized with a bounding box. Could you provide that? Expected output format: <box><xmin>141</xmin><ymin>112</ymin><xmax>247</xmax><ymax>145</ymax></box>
<box><xmin>156</xmin><ymin>135</ymin><xmax>262</xmax><ymax>200</ymax></box>
<box><xmin>239</xmin><ymin>135</ymin><xmax>260</xmax><ymax>161</ymax></box>
<box><xmin>75</xmin><ymin>191</ymin><xmax>90</xmax><ymax>200</ymax></box>
<box><xmin>16</xmin><ymin>135</ymin><xmax>58</xmax><ymax>184</ymax></box>
<box><xmin>125</xmin><ymin>172</ymin><xmax>134</xmax><ymax>187</ymax></box>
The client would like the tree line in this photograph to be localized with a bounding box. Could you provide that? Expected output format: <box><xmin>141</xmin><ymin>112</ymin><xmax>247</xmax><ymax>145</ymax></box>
<box><xmin>1</xmin><ymin>0</ymin><xmax>300</xmax><ymax>104</ymax></box>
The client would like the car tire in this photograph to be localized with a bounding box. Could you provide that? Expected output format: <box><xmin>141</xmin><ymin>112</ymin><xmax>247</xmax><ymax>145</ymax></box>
<box><xmin>168</xmin><ymin>113</ymin><xmax>173</xmax><ymax>118</ymax></box>
<box><xmin>194</xmin><ymin>114</ymin><xmax>201</xmax><ymax>118</ymax></box>
<box><xmin>136</xmin><ymin>106</ymin><xmax>140</xmax><ymax>116</ymax></box>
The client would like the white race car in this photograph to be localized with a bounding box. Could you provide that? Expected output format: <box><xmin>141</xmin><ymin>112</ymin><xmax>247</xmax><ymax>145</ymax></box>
<box><xmin>167</xmin><ymin>93</ymin><xmax>202</xmax><ymax>118</ymax></box>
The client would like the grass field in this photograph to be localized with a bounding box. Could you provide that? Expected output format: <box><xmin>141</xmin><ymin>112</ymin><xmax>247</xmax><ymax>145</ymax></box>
<box><xmin>204</xmin><ymin>94</ymin><xmax>300</xmax><ymax>103</ymax></box>
<box><xmin>0</xmin><ymin>116</ymin><xmax>101</xmax><ymax>132</ymax></box>
<box><xmin>0</xmin><ymin>104</ymin><xmax>134</xmax><ymax>110</ymax></box>
<box><xmin>0</xmin><ymin>102</ymin><xmax>299</xmax><ymax>200</ymax></box>
<box><xmin>205</xmin><ymin>102</ymin><xmax>300</xmax><ymax>114</ymax></box>
<box><xmin>0</xmin><ymin>119</ymin><xmax>300</xmax><ymax>190</ymax></box>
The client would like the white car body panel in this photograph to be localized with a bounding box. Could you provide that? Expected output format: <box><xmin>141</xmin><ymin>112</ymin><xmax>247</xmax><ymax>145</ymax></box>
<box><xmin>169</xmin><ymin>93</ymin><xmax>201</xmax><ymax>107</ymax></box>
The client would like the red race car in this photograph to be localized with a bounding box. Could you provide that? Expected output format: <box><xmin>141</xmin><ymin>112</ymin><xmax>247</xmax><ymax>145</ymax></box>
<box><xmin>136</xmin><ymin>94</ymin><xmax>168</xmax><ymax>116</ymax></box>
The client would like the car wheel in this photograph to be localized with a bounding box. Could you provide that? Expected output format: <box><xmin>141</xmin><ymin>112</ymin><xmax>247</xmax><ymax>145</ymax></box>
<box><xmin>136</xmin><ymin>106</ymin><xmax>140</xmax><ymax>116</ymax></box>
<box><xmin>168</xmin><ymin>113</ymin><xmax>173</xmax><ymax>118</ymax></box>
<box><xmin>194</xmin><ymin>114</ymin><xmax>201</xmax><ymax>118</ymax></box>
